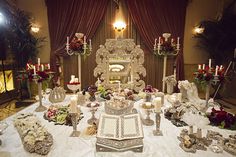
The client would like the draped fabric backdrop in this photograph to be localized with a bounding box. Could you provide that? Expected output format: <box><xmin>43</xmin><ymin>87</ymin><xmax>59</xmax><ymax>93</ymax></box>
<box><xmin>126</xmin><ymin>0</ymin><xmax>188</xmax><ymax>81</ymax></box>
<box><xmin>46</xmin><ymin>0</ymin><xmax>109</xmax><ymax>82</ymax></box>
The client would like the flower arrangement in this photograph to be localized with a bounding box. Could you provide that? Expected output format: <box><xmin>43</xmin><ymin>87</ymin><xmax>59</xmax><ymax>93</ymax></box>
<box><xmin>143</xmin><ymin>85</ymin><xmax>158</xmax><ymax>93</ymax></box>
<box><xmin>207</xmin><ymin>107</ymin><xmax>236</xmax><ymax>130</ymax></box>
<box><xmin>25</xmin><ymin>61</ymin><xmax>53</xmax><ymax>83</ymax></box>
<box><xmin>66</xmin><ymin>33</ymin><xmax>92</xmax><ymax>56</ymax></box>
<box><xmin>193</xmin><ymin>63</ymin><xmax>224</xmax><ymax>86</ymax></box>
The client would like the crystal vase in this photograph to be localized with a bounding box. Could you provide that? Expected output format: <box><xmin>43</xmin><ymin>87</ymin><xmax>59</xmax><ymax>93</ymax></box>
<box><xmin>35</xmin><ymin>82</ymin><xmax>47</xmax><ymax>112</ymax></box>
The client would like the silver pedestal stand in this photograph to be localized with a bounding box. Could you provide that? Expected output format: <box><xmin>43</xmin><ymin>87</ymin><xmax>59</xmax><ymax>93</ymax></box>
<box><xmin>153</xmin><ymin>112</ymin><xmax>163</xmax><ymax>136</ymax></box>
<box><xmin>70</xmin><ymin>113</ymin><xmax>80</xmax><ymax>137</ymax></box>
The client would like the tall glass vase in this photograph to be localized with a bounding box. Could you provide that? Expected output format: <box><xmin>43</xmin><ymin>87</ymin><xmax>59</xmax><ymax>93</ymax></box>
<box><xmin>35</xmin><ymin>82</ymin><xmax>47</xmax><ymax>112</ymax></box>
<box><xmin>205</xmin><ymin>82</ymin><xmax>210</xmax><ymax>107</ymax></box>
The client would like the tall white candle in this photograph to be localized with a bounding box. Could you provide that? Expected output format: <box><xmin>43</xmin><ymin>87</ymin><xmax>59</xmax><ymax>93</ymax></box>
<box><xmin>48</xmin><ymin>63</ymin><xmax>50</xmax><ymax>70</ymax></box>
<box><xmin>153</xmin><ymin>97</ymin><xmax>162</xmax><ymax>113</ymax></box>
<box><xmin>219</xmin><ymin>65</ymin><xmax>223</xmax><ymax>71</ymax></box>
<box><xmin>84</xmin><ymin>35</ymin><xmax>87</xmax><ymax>44</ymax></box>
<box><xmin>177</xmin><ymin>37</ymin><xmax>180</xmax><ymax>45</ymax></box>
<box><xmin>215</xmin><ymin>65</ymin><xmax>219</xmax><ymax>76</ymax></box>
<box><xmin>33</xmin><ymin>65</ymin><xmax>36</xmax><ymax>75</ymax></box>
<box><xmin>89</xmin><ymin>39</ymin><xmax>92</xmax><ymax>50</ymax></box>
<box><xmin>158</xmin><ymin>37</ymin><xmax>161</xmax><ymax>44</ymax></box>
<box><xmin>67</xmin><ymin>36</ymin><xmax>69</xmax><ymax>44</ymax></box>
<box><xmin>38</xmin><ymin>58</ymin><xmax>40</xmax><ymax>65</ymax></box>
<box><xmin>171</xmin><ymin>38</ymin><xmax>174</xmax><ymax>43</ymax></box>
<box><xmin>209</xmin><ymin>59</ymin><xmax>212</xmax><ymax>68</ymax></box>
<box><xmin>70</xmin><ymin>96</ymin><xmax>78</xmax><ymax>113</ymax></box>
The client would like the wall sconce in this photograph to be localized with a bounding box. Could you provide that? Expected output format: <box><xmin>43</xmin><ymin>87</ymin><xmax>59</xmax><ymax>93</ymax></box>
<box><xmin>193</xmin><ymin>26</ymin><xmax>204</xmax><ymax>34</ymax></box>
<box><xmin>113</xmin><ymin>21</ymin><xmax>126</xmax><ymax>32</ymax></box>
<box><xmin>31</xmin><ymin>25</ymin><xmax>40</xmax><ymax>33</ymax></box>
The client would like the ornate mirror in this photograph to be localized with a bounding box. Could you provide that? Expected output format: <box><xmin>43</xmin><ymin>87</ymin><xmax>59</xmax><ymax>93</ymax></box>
<box><xmin>94</xmin><ymin>39</ymin><xmax>146</xmax><ymax>92</ymax></box>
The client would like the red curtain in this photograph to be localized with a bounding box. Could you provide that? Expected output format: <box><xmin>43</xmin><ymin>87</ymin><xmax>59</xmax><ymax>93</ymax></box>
<box><xmin>46</xmin><ymin>0</ymin><xmax>109</xmax><ymax>79</ymax></box>
<box><xmin>126</xmin><ymin>0</ymin><xmax>188</xmax><ymax>80</ymax></box>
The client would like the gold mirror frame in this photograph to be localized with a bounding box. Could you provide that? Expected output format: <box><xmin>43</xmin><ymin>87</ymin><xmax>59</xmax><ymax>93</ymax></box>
<box><xmin>94</xmin><ymin>39</ymin><xmax>146</xmax><ymax>92</ymax></box>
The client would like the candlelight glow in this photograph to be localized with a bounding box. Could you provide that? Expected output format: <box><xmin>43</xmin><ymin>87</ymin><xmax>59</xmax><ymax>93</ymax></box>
<box><xmin>193</xmin><ymin>27</ymin><xmax>204</xmax><ymax>34</ymax></box>
<box><xmin>31</xmin><ymin>25</ymin><xmax>40</xmax><ymax>33</ymax></box>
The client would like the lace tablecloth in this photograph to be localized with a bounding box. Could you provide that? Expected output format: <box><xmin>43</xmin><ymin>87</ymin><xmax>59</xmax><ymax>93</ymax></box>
<box><xmin>0</xmin><ymin>95</ymin><xmax>235</xmax><ymax>157</ymax></box>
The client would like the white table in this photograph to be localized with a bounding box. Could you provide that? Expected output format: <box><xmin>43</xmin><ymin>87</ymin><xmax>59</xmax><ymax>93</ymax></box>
<box><xmin>0</xmin><ymin>95</ymin><xmax>235</xmax><ymax>157</ymax></box>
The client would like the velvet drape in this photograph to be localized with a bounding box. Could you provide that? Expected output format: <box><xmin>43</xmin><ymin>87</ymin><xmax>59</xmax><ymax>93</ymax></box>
<box><xmin>126</xmin><ymin>0</ymin><xmax>188</xmax><ymax>80</ymax></box>
<box><xmin>46</xmin><ymin>0</ymin><xmax>109</xmax><ymax>80</ymax></box>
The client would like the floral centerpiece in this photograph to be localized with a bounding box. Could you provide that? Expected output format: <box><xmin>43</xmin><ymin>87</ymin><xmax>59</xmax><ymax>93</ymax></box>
<box><xmin>207</xmin><ymin>107</ymin><xmax>236</xmax><ymax>130</ymax></box>
<box><xmin>193</xmin><ymin>63</ymin><xmax>224</xmax><ymax>86</ymax></box>
<box><xmin>142</xmin><ymin>85</ymin><xmax>158</xmax><ymax>102</ymax></box>
<box><xmin>66</xmin><ymin>33</ymin><xmax>92</xmax><ymax>56</ymax></box>
<box><xmin>163</xmin><ymin>75</ymin><xmax>177</xmax><ymax>94</ymax></box>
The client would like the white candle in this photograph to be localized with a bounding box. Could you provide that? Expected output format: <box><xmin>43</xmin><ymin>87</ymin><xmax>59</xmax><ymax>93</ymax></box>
<box><xmin>74</xmin><ymin>78</ymin><xmax>79</xmax><ymax>83</ymax></box>
<box><xmin>154</xmin><ymin>38</ymin><xmax>157</xmax><ymax>46</ymax></box>
<box><xmin>145</xmin><ymin>102</ymin><xmax>152</xmax><ymax>108</ymax></box>
<box><xmin>89</xmin><ymin>39</ymin><xmax>92</xmax><ymax>50</ymax></box>
<box><xmin>33</xmin><ymin>65</ymin><xmax>36</xmax><ymax>75</ymax></box>
<box><xmin>84</xmin><ymin>35</ymin><xmax>87</xmax><ymax>44</ymax></box>
<box><xmin>70</xmin><ymin>75</ymin><xmax>75</xmax><ymax>83</ymax></box>
<box><xmin>209</xmin><ymin>59</ymin><xmax>212</xmax><ymax>68</ymax></box>
<box><xmin>215</xmin><ymin>65</ymin><xmax>219</xmax><ymax>76</ymax></box>
<box><xmin>58</xmin><ymin>67</ymin><xmax>62</xmax><ymax>73</ymax></box>
<box><xmin>153</xmin><ymin>97</ymin><xmax>162</xmax><ymax>112</ymax></box>
<box><xmin>171</xmin><ymin>38</ymin><xmax>174</xmax><ymax>43</ymax></box>
<box><xmin>202</xmin><ymin>64</ymin><xmax>205</xmax><ymax>70</ymax></box>
<box><xmin>177</xmin><ymin>37</ymin><xmax>180</xmax><ymax>45</ymax></box>
<box><xmin>198</xmin><ymin>64</ymin><xmax>201</xmax><ymax>70</ymax></box>
<box><xmin>67</xmin><ymin>36</ymin><xmax>69</xmax><ymax>44</ymax></box>
<box><xmin>70</xmin><ymin>96</ymin><xmax>78</xmax><ymax>113</ymax></box>
<box><xmin>219</xmin><ymin>65</ymin><xmax>223</xmax><ymax>71</ymax></box>
<box><xmin>41</xmin><ymin>64</ymin><xmax>44</xmax><ymax>71</ymax></box>
<box><xmin>48</xmin><ymin>63</ymin><xmax>50</xmax><ymax>70</ymax></box>
<box><xmin>38</xmin><ymin>58</ymin><xmax>40</xmax><ymax>65</ymax></box>
<box><xmin>97</xmin><ymin>78</ymin><xmax>100</xmax><ymax>86</ymax></box>
<box><xmin>158</xmin><ymin>37</ymin><xmax>161</xmax><ymax>44</ymax></box>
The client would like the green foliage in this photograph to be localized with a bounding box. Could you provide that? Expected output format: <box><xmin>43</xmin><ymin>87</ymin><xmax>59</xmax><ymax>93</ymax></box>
<box><xmin>194</xmin><ymin>2</ymin><xmax>236</xmax><ymax>64</ymax></box>
<box><xmin>0</xmin><ymin>1</ymin><xmax>45</xmax><ymax>68</ymax></box>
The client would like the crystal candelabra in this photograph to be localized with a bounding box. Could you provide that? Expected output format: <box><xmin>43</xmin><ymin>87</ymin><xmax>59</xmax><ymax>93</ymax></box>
<box><xmin>153</xmin><ymin>33</ymin><xmax>180</xmax><ymax>93</ymax></box>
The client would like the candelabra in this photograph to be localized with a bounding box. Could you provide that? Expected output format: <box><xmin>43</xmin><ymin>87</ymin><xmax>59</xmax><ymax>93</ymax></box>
<box><xmin>153</xmin><ymin>33</ymin><xmax>180</xmax><ymax>92</ymax></box>
<box><xmin>65</xmin><ymin>33</ymin><xmax>92</xmax><ymax>91</ymax></box>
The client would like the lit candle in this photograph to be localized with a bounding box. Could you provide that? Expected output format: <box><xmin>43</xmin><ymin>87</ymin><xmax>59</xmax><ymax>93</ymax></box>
<box><xmin>70</xmin><ymin>96</ymin><xmax>78</xmax><ymax>113</ymax></box>
<box><xmin>33</xmin><ymin>65</ymin><xmax>36</xmax><ymax>75</ymax></box>
<box><xmin>74</xmin><ymin>78</ymin><xmax>79</xmax><ymax>83</ymax></box>
<box><xmin>198</xmin><ymin>64</ymin><xmax>201</xmax><ymax>70</ymax></box>
<box><xmin>41</xmin><ymin>64</ymin><xmax>44</xmax><ymax>71</ymax></box>
<box><xmin>48</xmin><ymin>63</ymin><xmax>50</xmax><ymax>70</ymax></box>
<box><xmin>70</xmin><ymin>75</ymin><xmax>75</xmax><ymax>83</ymax></box>
<box><xmin>219</xmin><ymin>65</ymin><xmax>223</xmax><ymax>71</ymax></box>
<box><xmin>89</xmin><ymin>39</ymin><xmax>92</xmax><ymax>50</ymax></box>
<box><xmin>158</xmin><ymin>37</ymin><xmax>161</xmax><ymax>44</ymax></box>
<box><xmin>215</xmin><ymin>65</ymin><xmax>219</xmax><ymax>76</ymax></box>
<box><xmin>209</xmin><ymin>59</ymin><xmax>212</xmax><ymax>68</ymax></box>
<box><xmin>145</xmin><ymin>102</ymin><xmax>152</xmax><ymax>108</ymax></box>
<box><xmin>171</xmin><ymin>38</ymin><xmax>174</xmax><ymax>44</ymax></box>
<box><xmin>154</xmin><ymin>38</ymin><xmax>157</xmax><ymax>46</ymax></box>
<box><xmin>153</xmin><ymin>97</ymin><xmax>162</xmax><ymax>113</ymax></box>
<box><xmin>58</xmin><ymin>66</ymin><xmax>62</xmax><ymax>73</ymax></box>
<box><xmin>177</xmin><ymin>37</ymin><xmax>180</xmax><ymax>45</ymax></box>
<box><xmin>84</xmin><ymin>35</ymin><xmax>87</xmax><ymax>44</ymax></box>
<box><xmin>202</xmin><ymin>64</ymin><xmax>205</xmax><ymax>70</ymax></box>
<box><xmin>67</xmin><ymin>36</ymin><xmax>69</xmax><ymax>45</ymax></box>
<box><xmin>38</xmin><ymin>58</ymin><xmax>40</xmax><ymax>65</ymax></box>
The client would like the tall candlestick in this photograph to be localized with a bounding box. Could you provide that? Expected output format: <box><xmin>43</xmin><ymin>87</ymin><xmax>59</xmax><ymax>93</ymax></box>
<box><xmin>209</xmin><ymin>59</ymin><xmax>212</xmax><ymax>68</ymax></box>
<box><xmin>33</xmin><ymin>65</ymin><xmax>36</xmax><ymax>75</ymax></box>
<box><xmin>215</xmin><ymin>65</ymin><xmax>219</xmax><ymax>76</ymax></box>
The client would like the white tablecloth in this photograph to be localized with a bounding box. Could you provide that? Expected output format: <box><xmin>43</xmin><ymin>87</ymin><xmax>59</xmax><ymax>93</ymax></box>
<box><xmin>0</xmin><ymin>95</ymin><xmax>235</xmax><ymax>157</ymax></box>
